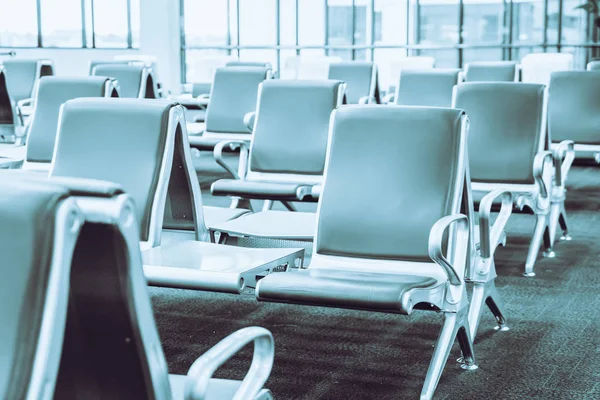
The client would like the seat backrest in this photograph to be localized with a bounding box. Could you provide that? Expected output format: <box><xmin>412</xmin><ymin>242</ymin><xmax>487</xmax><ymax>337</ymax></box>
<box><xmin>50</xmin><ymin>98</ymin><xmax>206</xmax><ymax>244</ymax></box>
<box><xmin>191</xmin><ymin>82</ymin><xmax>212</xmax><ymax>97</ymax></box>
<box><xmin>248</xmin><ymin>80</ymin><xmax>344</xmax><ymax>177</ymax></box>
<box><xmin>91</xmin><ymin>64</ymin><xmax>150</xmax><ymax>98</ymax></box>
<box><xmin>205</xmin><ymin>66</ymin><xmax>270</xmax><ymax>133</ymax></box>
<box><xmin>463</xmin><ymin>61</ymin><xmax>518</xmax><ymax>82</ymax></box>
<box><xmin>315</xmin><ymin>106</ymin><xmax>467</xmax><ymax>262</ymax></box>
<box><xmin>395</xmin><ymin>69</ymin><xmax>462</xmax><ymax>108</ymax></box>
<box><xmin>328</xmin><ymin>61</ymin><xmax>378</xmax><ymax>104</ymax></box>
<box><xmin>587</xmin><ymin>60</ymin><xmax>600</xmax><ymax>71</ymax></box>
<box><xmin>88</xmin><ymin>60</ymin><xmax>130</xmax><ymax>75</ymax></box>
<box><xmin>0</xmin><ymin>175</ymin><xmax>80</xmax><ymax>400</ymax></box>
<box><xmin>0</xmin><ymin>67</ymin><xmax>15</xmax><ymax>126</ymax></box>
<box><xmin>25</xmin><ymin>77</ymin><xmax>117</xmax><ymax>164</ymax></box>
<box><xmin>549</xmin><ymin>71</ymin><xmax>600</xmax><ymax>144</ymax></box>
<box><xmin>520</xmin><ymin>53</ymin><xmax>573</xmax><ymax>85</ymax></box>
<box><xmin>387</xmin><ymin>56</ymin><xmax>436</xmax><ymax>92</ymax></box>
<box><xmin>227</xmin><ymin>60</ymin><xmax>273</xmax><ymax>69</ymax></box>
<box><xmin>454</xmin><ymin>82</ymin><xmax>546</xmax><ymax>184</ymax></box>
<box><xmin>2</xmin><ymin>59</ymin><xmax>40</xmax><ymax>102</ymax></box>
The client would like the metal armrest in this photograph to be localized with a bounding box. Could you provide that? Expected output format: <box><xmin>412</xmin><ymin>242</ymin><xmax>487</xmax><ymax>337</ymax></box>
<box><xmin>243</xmin><ymin>111</ymin><xmax>256</xmax><ymax>132</ymax></box>
<box><xmin>184</xmin><ymin>327</ymin><xmax>274</xmax><ymax>400</ymax></box>
<box><xmin>428</xmin><ymin>214</ymin><xmax>469</xmax><ymax>286</ymax></box>
<box><xmin>358</xmin><ymin>95</ymin><xmax>376</xmax><ymax>105</ymax></box>
<box><xmin>214</xmin><ymin>140</ymin><xmax>249</xmax><ymax>180</ymax></box>
<box><xmin>478</xmin><ymin>189</ymin><xmax>512</xmax><ymax>259</ymax></box>
<box><xmin>552</xmin><ymin>140</ymin><xmax>575</xmax><ymax>187</ymax></box>
<box><xmin>17</xmin><ymin>98</ymin><xmax>33</xmax><ymax>110</ymax></box>
<box><xmin>532</xmin><ymin>150</ymin><xmax>553</xmax><ymax>198</ymax></box>
<box><xmin>197</xmin><ymin>94</ymin><xmax>210</xmax><ymax>100</ymax></box>
<box><xmin>381</xmin><ymin>93</ymin><xmax>395</xmax><ymax>104</ymax></box>
<box><xmin>157</xmin><ymin>87</ymin><xmax>171</xmax><ymax>97</ymax></box>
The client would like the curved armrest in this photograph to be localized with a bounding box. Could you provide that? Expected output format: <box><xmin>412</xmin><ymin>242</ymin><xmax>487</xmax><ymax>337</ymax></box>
<box><xmin>243</xmin><ymin>111</ymin><xmax>256</xmax><ymax>132</ymax></box>
<box><xmin>478</xmin><ymin>189</ymin><xmax>512</xmax><ymax>259</ymax></box>
<box><xmin>214</xmin><ymin>140</ymin><xmax>249</xmax><ymax>180</ymax></box>
<box><xmin>428</xmin><ymin>214</ymin><xmax>469</xmax><ymax>286</ymax></box>
<box><xmin>533</xmin><ymin>150</ymin><xmax>553</xmax><ymax>198</ymax></box>
<box><xmin>552</xmin><ymin>140</ymin><xmax>575</xmax><ymax>187</ymax></box>
<box><xmin>17</xmin><ymin>98</ymin><xmax>33</xmax><ymax>110</ymax></box>
<box><xmin>381</xmin><ymin>93</ymin><xmax>395</xmax><ymax>104</ymax></box>
<box><xmin>197</xmin><ymin>93</ymin><xmax>210</xmax><ymax>100</ymax></box>
<box><xmin>184</xmin><ymin>327</ymin><xmax>275</xmax><ymax>400</ymax></box>
<box><xmin>157</xmin><ymin>87</ymin><xmax>171</xmax><ymax>98</ymax></box>
<box><xmin>358</xmin><ymin>95</ymin><xmax>376</xmax><ymax>105</ymax></box>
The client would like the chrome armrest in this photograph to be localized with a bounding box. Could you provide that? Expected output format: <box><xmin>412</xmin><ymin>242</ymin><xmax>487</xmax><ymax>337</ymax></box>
<box><xmin>381</xmin><ymin>93</ymin><xmax>395</xmax><ymax>104</ymax></box>
<box><xmin>184</xmin><ymin>327</ymin><xmax>274</xmax><ymax>400</ymax></box>
<box><xmin>358</xmin><ymin>95</ymin><xmax>376</xmax><ymax>105</ymax></box>
<box><xmin>532</xmin><ymin>150</ymin><xmax>553</xmax><ymax>198</ymax></box>
<box><xmin>17</xmin><ymin>97</ymin><xmax>33</xmax><ymax>110</ymax></box>
<box><xmin>243</xmin><ymin>111</ymin><xmax>256</xmax><ymax>132</ymax></box>
<box><xmin>214</xmin><ymin>140</ymin><xmax>249</xmax><ymax>180</ymax></box>
<box><xmin>552</xmin><ymin>140</ymin><xmax>575</xmax><ymax>187</ymax></box>
<box><xmin>478</xmin><ymin>189</ymin><xmax>512</xmax><ymax>259</ymax></box>
<box><xmin>428</xmin><ymin>214</ymin><xmax>469</xmax><ymax>286</ymax></box>
<box><xmin>16</xmin><ymin>98</ymin><xmax>34</xmax><ymax>125</ymax></box>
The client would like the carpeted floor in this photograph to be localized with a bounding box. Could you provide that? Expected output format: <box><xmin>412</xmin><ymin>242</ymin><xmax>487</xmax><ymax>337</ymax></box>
<box><xmin>150</xmin><ymin>154</ymin><xmax>600</xmax><ymax>399</ymax></box>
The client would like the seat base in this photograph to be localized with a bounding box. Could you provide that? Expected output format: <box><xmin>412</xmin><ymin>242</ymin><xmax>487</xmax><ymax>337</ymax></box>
<box><xmin>212</xmin><ymin>180</ymin><xmax>314</xmax><ymax>201</ymax></box>
<box><xmin>256</xmin><ymin>268</ymin><xmax>439</xmax><ymax>313</ymax></box>
<box><xmin>169</xmin><ymin>374</ymin><xmax>272</xmax><ymax>400</ymax></box>
<box><xmin>203</xmin><ymin>205</ymin><xmax>250</xmax><ymax>229</ymax></box>
<box><xmin>211</xmin><ymin>210</ymin><xmax>315</xmax><ymax>240</ymax></box>
<box><xmin>142</xmin><ymin>241</ymin><xmax>304</xmax><ymax>293</ymax></box>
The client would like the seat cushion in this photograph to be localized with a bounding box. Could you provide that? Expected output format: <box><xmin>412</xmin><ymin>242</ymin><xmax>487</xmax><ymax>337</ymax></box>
<box><xmin>202</xmin><ymin>206</ymin><xmax>250</xmax><ymax>229</ymax></box>
<box><xmin>256</xmin><ymin>269</ymin><xmax>437</xmax><ymax>313</ymax></box>
<box><xmin>211</xmin><ymin>179</ymin><xmax>310</xmax><ymax>201</ymax></box>
<box><xmin>0</xmin><ymin>143</ymin><xmax>26</xmax><ymax>160</ymax></box>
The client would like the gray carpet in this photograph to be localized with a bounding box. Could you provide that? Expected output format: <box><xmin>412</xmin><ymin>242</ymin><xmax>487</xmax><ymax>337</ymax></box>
<box><xmin>150</xmin><ymin>155</ymin><xmax>600</xmax><ymax>399</ymax></box>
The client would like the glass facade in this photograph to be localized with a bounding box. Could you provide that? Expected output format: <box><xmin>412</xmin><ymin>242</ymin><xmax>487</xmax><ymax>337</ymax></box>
<box><xmin>181</xmin><ymin>0</ymin><xmax>597</xmax><ymax>83</ymax></box>
<box><xmin>0</xmin><ymin>0</ymin><xmax>140</xmax><ymax>49</ymax></box>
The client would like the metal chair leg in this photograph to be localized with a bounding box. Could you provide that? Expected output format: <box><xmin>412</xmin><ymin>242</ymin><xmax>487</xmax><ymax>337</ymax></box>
<box><xmin>542</xmin><ymin>224</ymin><xmax>555</xmax><ymax>258</ymax></box>
<box><xmin>485</xmin><ymin>287</ymin><xmax>509</xmax><ymax>332</ymax></box>
<box><xmin>558</xmin><ymin>202</ymin><xmax>571</xmax><ymax>241</ymax></box>
<box><xmin>524</xmin><ymin>214</ymin><xmax>547</xmax><ymax>277</ymax></box>
<box><xmin>548</xmin><ymin>202</ymin><xmax>560</xmax><ymax>248</ymax></box>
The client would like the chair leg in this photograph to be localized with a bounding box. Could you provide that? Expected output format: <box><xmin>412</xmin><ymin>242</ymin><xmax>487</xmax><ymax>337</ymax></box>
<box><xmin>485</xmin><ymin>286</ymin><xmax>509</xmax><ymax>332</ymax></box>
<box><xmin>281</xmin><ymin>201</ymin><xmax>297</xmax><ymax>211</ymax></box>
<box><xmin>548</xmin><ymin>202</ymin><xmax>560</xmax><ymax>248</ymax></box>
<box><xmin>542</xmin><ymin>225</ymin><xmax>555</xmax><ymax>259</ymax></box>
<box><xmin>467</xmin><ymin>281</ymin><xmax>509</xmax><ymax>343</ymax></box>
<box><xmin>420</xmin><ymin>311</ymin><xmax>476</xmax><ymax>400</ymax></box>
<box><xmin>230</xmin><ymin>197</ymin><xmax>254</xmax><ymax>212</ymax></box>
<box><xmin>524</xmin><ymin>214</ymin><xmax>547</xmax><ymax>277</ymax></box>
<box><xmin>262</xmin><ymin>200</ymin><xmax>274</xmax><ymax>211</ymax></box>
<box><xmin>558</xmin><ymin>202</ymin><xmax>571</xmax><ymax>241</ymax></box>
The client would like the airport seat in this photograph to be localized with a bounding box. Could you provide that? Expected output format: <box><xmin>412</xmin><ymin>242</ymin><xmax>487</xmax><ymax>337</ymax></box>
<box><xmin>453</xmin><ymin>82</ymin><xmax>554</xmax><ymax>277</ymax></box>
<box><xmin>226</xmin><ymin>60</ymin><xmax>273</xmax><ymax>69</ymax></box>
<box><xmin>49</xmin><ymin>98</ymin><xmax>303</xmax><ymax>294</ymax></box>
<box><xmin>0</xmin><ymin>176</ymin><xmax>81</xmax><ymax>400</ymax></box>
<box><xmin>256</xmin><ymin>106</ymin><xmax>477</xmax><ymax>400</ymax></box>
<box><xmin>170</xmin><ymin>82</ymin><xmax>212</xmax><ymax>122</ymax></box>
<box><xmin>0</xmin><ymin>76</ymin><xmax>118</xmax><ymax>172</ymax></box>
<box><xmin>92</xmin><ymin>64</ymin><xmax>158</xmax><ymax>98</ymax></box>
<box><xmin>520</xmin><ymin>53</ymin><xmax>573</xmax><ymax>85</ymax></box>
<box><xmin>463</xmin><ymin>61</ymin><xmax>519</xmax><ymax>82</ymax></box>
<box><xmin>386</xmin><ymin>56</ymin><xmax>436</xmax><ymax>94</ymax></box>
<box><xmin>586</xmin><ymin>60</ymin><xmax>600</xmax><ymax>70</ymax></box>
<box><xmin>88</xmin><ymin>59</ymin><xmax>130</xmax><ymax>75</ymax></box>
<box><xmin>211</xmin><ymin>79</ymin><xmax>345</xmax><ymax>210</ymax></box>
<box><xmin>387</xmin><ymin>69</ymin><xmax>462</xmax><ymax>107</ymax></box>
<box><xmin>1</xmin><ymin>59</ymin><xmax>54</xmax><ymax>119</ymax></box>
<box><xmin>187</xmin><ymin>66</ymin><xmax>272</xmax><ymax>145</ymax></box>
<box><xmin>0</xmin><ymin>66</ymin><xmax>25</xmax><ymax>148</ymax></box>
<box><xmin>327</xmin><ymin>61</ymin><xmax>380</xmax><ymax>104</ymax></box>
<box><xmin>0</xmin><ymin>173</ymin><xmax>275</xmax><ymax>400</ymax></box>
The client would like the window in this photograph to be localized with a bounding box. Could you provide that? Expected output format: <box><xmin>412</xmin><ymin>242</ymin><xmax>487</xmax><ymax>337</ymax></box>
<box><xmin>40</xmin><ymin>0</ymin><xmax>83</xmax><ymax>47</ymax></box>
<box><xmin>239</xmin><ymin>0</ymin><xmax>277</xmax><ymax>46</ymax></box>
<box><xmin>0</xmin><ymin>0</ymin><xmax>38</xmax><ymax>47</ymax></box>
<box><xmin>183</xmin><ymin>0</ymin><xmax>228</xmax><ymax>47</ymax></box>
<box><xmin>0</xmin><ymin>0</ymin><xmax>139</xmax><ymax>48</ymax></box>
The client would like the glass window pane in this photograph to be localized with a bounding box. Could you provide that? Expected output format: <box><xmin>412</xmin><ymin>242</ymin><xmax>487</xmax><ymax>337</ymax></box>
<box><xmin>239</xmin><ymin>49</ymin><xmax>278</xmax><ymax>67</ymax></box>
<box><xmin>185</xmin><ymin>49</ymin><xmax>233</xmax><ymax>82</ymax></box>
<box><xmin>374</xmin><ymin>0</ymin><xmax>411</xmax><ymax>45</ymax></box>
<box><xmin>418</xmin><ymin>49</ymin><xmax>459</xmax><ymax>67</ymax></box>
<box><xmin>512</xmin><ymin>0</ymin><xmax>545</xmax><ymax>44</ymax></box>
<box><xmin>93</xmin><ymin>0</ymin><xmax>128</xmax><ymax>48</ymax></box>
<box><xmin>0</xmin><ymin>0</ymin><xmax>39</xmax><ymax>47</ymax></box>
<box><xmin>462</xmin><ymin>48</ymin><xmax>504</xmax><ymax>63</ymax></box>
<box><xmin>546</xmin><ymin>0</ymin><xmax>559</xmax><ymax>44</ymax></box>
<box><xmin>462</xmin><ymin>0</ymin><xmax>505</xmax><ymax>44</ymax></box>
<box><xmin>40</xmin><ymin>0</ymin><xmax>82</xmax><ymax>47</ymax></box>
<box><xmin>561</xmin><ymin>0</ymin><xmax>587</xmax><ymax>44</ymax></box>
<box><xmin>327</xmin><ymin>0</ymin><xmax>353</xmax><ymax>58</ymax></box>
<box><xmin>374</xmin><ymin>48</ymin><xmax>409</xmax><ymax>91</ymax></box>
<box><xmin>280</xmin><ymin>0</ymin><xmax>296</xmax><ymax>45</ymax></box>
<box><xmin>184</xmin><ymin>0</ymin><xmax>228</xmax><ymax>47</ymax></box>
<box><xmin>239</xmin><ymin>0</ymin><xmax>277</xmax><ymax>45</ymax></box>
<box><xmin>131</xmin><ymin>0</ymin><xmax>140</xmax><ymax>48</ymax></box>
<box><xmin>299</xmin><ymin>0</ymin><xmax>326</xmax><ymax>46</ymax></box>
<box><xmin>561</xmin><ymin>46</ymin><xmax>588</xmax><ymax>69</ymax></box>
<box><xmin>419</xmin><ymin>0</ymin><xmax>459</xmax><ymax>44</ymax></box>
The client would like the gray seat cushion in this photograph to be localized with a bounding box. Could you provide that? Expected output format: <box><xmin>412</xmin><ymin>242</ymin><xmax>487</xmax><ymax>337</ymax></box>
<box><xmin>549</xmin><ymin>71</ymin><xmax>600</xmax><ymax>144</ymax></box>
<box><xmin>26</xmin><ymin>76</ymin><xmax>111</xmax><ymax>163</ymax></box>
<box><xmin>202</xmin><ymin>206</ymin><xmax>250</xmax><ymax>228</ymax></box>
<box><xmin>212</xmin><ymin>179</ymin><xmax>308</xmax><ymax>201</ymax></box>
<box><xmin>396</xmin><ymin>69</ymin><xmax>462</xmax><ymax>107</ymax></box>
<box><xmin>256</xmin><ymin>269</ymin><xmax>437</xmax><ymax>313</ymax></box>
<box><xmin>92</xmin><ymin>64</ymin><xmax>144</xmax><ymax>98</ymax></box>
<box><xmin>454</xmin><ymin>83</ymin><xmax>545</xmax><ymax>184</ymax></box>
<box><xmin>249</xmin><ymin>80</ymin><xmax>343</xmax><ymax>175</ymax></box>
<box><xmin>463</xmin><ymin>61</ymin><xmax>518</xmax><ymax>82</ymax></box>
